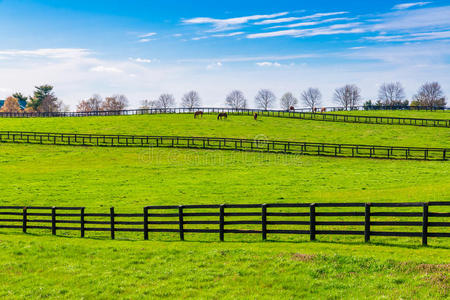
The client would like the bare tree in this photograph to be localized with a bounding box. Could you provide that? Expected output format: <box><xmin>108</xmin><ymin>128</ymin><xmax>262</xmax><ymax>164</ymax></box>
<box><xmin>101</xmin><ymin>94</ymin><xmax>128</xmax><ymax>111</ymax></box>
<box><xmin>181</xmin><ymin>91</ymin><xmax>201</xmax><ymax>109</ymax></box>
<box><xmin>254</xmin><ymin>89</ymin><xmax>276</xmax><ymax>110</ymax></box>
<box><xmin>77</xmin><ymin>94</ymin><xmax>103</xmax><ymax>112</ymax></box>
<box><xmin>158</xmin><ymin>94</ymin><xmax>176</xmax><ymax>111</ymax></box>
<box><xmin>140</xmin><ymin>99</ymin><xmax>160</xmax><ymax>109</ymax></box>
<box><xmin>301</xmin><ymin>88</ymin><xmax>322</xmax><ymax>110</ymax></box>
<box><xmin>333</xmin><ymin>84</ymin><xmax>361</xmax><ymax>110</ymax></box>
<box><xmin>378</xmin><ymin>82</ymin><xmax>406</xmax><ymax>106</ymax></box>
<box><xmin>0</xmin><ymin>96</ymin><xmax>21</xmax><ymax>113</ymax></box>
<box><xmin>412</xmin><ymin>82</ymin><xmax>447</xmax><ymax>107</ymax></box>
<box><xmin>280</xmin><ymin>92</ymin><xmax>298</xmax><ymax>110</ymax></box>
<box><xmin>225</xmin><ymin>90</ymin><xmax>247</xmax><ymax>109</ymax></box>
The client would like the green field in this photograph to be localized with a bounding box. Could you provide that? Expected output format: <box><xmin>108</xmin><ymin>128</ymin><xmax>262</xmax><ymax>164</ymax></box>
<box><xmin>1</xmin><ymin>114</ymin><xmax>449</xmax><ymax>148</ymax></box>
<box><xmin>0</xmin><ymin>113</ymin><xmax>449</xmax><ymax>298</ymax></box>
<box><xmin>325</xmin><ymin>109</ymin><xmax>450</xmax><ymax>120</ymax></box>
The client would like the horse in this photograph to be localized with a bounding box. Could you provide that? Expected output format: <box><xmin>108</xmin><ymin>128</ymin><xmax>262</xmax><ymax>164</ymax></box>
<box><xmin>217</xmin><ymin>112</ymin><xmax>228</xmax><ymax>120</ymax></box>
<box><xmin>194</xmin><ymin>111</ymin><xmax>203</xmax><ymax>119</ymax></box>
<box><xmin>312</xmin><ymin>106</ymin><xmax>317</xmax><ymax>113</ymax></box>
<box><xmin>289</xmin><ymin>106</ymin><xmax>295</xmax><ymax>111</ymax></box>
<box><xmin>320</xmin><ymin>107</ymin><xmax>326</xmax><ymax>113</ymax></box>
<box><xmin>254</xmin><ymin>113</ymin><xmax>258</xmax><ymax>120</ymax></box>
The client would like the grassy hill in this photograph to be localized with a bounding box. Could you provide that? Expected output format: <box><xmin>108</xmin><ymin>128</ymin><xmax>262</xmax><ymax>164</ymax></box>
<box><xmin>0</xmin><ymin>113</ymin><xmax>449</xmax><ymax>298</ymax></box>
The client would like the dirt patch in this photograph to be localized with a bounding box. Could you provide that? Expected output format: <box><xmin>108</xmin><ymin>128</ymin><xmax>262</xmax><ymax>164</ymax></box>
<box><xmin>291</xmin><ymin>253</ymin><xmax>316</xmax><ymax>262</ymax></box>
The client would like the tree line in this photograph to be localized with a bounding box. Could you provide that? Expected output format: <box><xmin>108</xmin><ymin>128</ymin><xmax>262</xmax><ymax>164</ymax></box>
<box><xmin>0</xmin><ymin>82</ymin><xmax>447</xmax><ymax>113</ymax></box>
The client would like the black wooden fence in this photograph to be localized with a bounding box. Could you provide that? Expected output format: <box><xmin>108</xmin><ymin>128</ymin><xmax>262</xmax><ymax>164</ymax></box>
<box><xmin>0</xmin><ymin>107</ymin><xmax>448</xmax><ymax>127</ymax></box>
<box><xmin>1</xmin><ymin>131</ymin><xmax>448</xmax><ymax>161</ymax></box>
<box><xmin>0</xmin><ymin>202</ymin><xmax>448</xmax><ymax>246</ymax></box>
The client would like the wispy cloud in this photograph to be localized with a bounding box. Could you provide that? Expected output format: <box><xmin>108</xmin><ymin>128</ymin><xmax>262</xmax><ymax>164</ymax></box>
<box><xmin>367</xmin><ymin>31</ymin><xmax>450</xmax><ymax>42</ymax></box>
<box><xmin>295</xmin><ymin>12</ymin><xmax>348</xmax><ymax>20</ymax></box>
<box><xmin>182</xmin><ymin>12</ymin><xmax>288</xmax><ymax>31</ymax></box>
<box><xmin>89</xmin><ymin>66</ymin><xmax>123</xmax><ymax>73</ymax></box>
<box><xmin>129</xmin><ymin>57</ymin><xmax>152</xmax><ymax>63</ymax></box>
<box><xmin>393</xmin><ymin>2</ymin><xmax>431</xmax><ymax>10</ymax></box>
<box><xmin>0</xmin><ymin>48</ymin><xmax>90</xmax><ymax>59</ymax></box>
<box><xmin>206</xmin><ymin>62</ymin><xmax>223</xmax><ymax>70</ymax></box>
<box><xmin>254</xmin><ymin>17</ymin><xmax>304</xmax><ymax>25</ymax></box>
<box><xmin>138</xmin><ymin>32</ymin><xmax>157</xmax><ymax>38</ymax></box>
<box><xmin>179</xmin><ymin>53</ymin><xmax>316</xmax><ymax>63</ymax></box>
<box><xmin>269</xmin><ymin>17</ymin><xmax>354</xmax><ymax>29</ymax></box>
<box><xmin>256</xmin><ymin>62</ymin><xmax>281</xmax><ymax>67</ymax></box>
<box><xmin>211</xmin><ymin>32</ymin><xmax>244</xmax><ymax>37</ymax></box>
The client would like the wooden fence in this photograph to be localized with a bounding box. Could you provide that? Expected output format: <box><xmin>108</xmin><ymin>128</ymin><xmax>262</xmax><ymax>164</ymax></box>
<box><xmin>0</xmin><ymin>107</ymin><xmax>448</xmax><ymax>127</ymax></box>
<box><xmin>0</xmin><ymin>131</ymin><xmax>448</xmax><ymax>161</ymax></box>
<box><xmin>0</xmin><ymin>202</ymin><xmax>448</xmax><ymax>246</ymax></box>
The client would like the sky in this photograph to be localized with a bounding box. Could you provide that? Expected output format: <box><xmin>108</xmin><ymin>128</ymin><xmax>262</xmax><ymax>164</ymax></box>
<box><xmin>0</xmin><ymin>0</ymin><xmax>449</xmax><ymax>108</ymax></box>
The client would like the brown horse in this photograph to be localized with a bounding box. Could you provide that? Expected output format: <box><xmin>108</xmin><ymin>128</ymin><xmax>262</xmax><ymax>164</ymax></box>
<box><xmin>320</xmin><ymin>107</ymin><xmax>326</xmax><ymax>113</ymax></box>
<box><xmin>217</xmin><ymin>112</ymin><xmax>228</xmax><ymax>120</ymax></box>
<box><xmin>289</xmin><ymin>106</ymin><xmax>295</xmax><ymax>111</ymax></box>
<box><xmin>194</xmin><ymin>111</ymin><xmax>203</xmax><ymax>118</ymax></box>
<box><xmin>254</xmin><ymin>113</ymin><xmax>258</xmax><ymax>120</ymax></box>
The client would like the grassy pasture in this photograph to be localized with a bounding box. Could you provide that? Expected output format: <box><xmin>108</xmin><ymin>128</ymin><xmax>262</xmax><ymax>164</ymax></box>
<box><xmin>0</xmin><ymin>114</ymin><xmax>449</xmax><ymax>148</ymax></box>
<box><xmin>0</xmin><ymin>113</ymin><xmax>449</xmax><ymax>298</ymax></box>
<box><xmin>325</xmin><ymin>109</ymin><xmax>450</xmax><ymax>120</ymax></box>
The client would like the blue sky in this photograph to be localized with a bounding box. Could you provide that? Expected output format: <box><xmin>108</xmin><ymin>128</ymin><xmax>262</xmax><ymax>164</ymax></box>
<box><xmin>0</xmin><ymin>0</ymin><xmax>449</xmax><ymax>108</ymax></box>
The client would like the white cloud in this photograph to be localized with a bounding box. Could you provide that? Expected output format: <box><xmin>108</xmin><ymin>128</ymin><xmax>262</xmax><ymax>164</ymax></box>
<box><xmin>173</xmin><ymin>33</ymin><xmax>183</xmax><ymax>37</ymax></box>
<box><xmin>138</xmin><ymin>32</ymin><xmax>157</xmax><ymax>38</ymax></box>
<box><xmin>211</xmin><ymin>32</ymin><xmax>244</xmax><ymax>37</ymax></box>
<box><xmin>295</xmin><ymin>12</ymin><xmax>348</xmax><ymax>20</ymax></box>
<box><xmin>90</xmin><ymin>66</ymin><xmax>123</xmax><ymax>73</ymax></box>
<box><xmin>256</xmin><ymin>62</ymin><xmax>281</xmax><ymax>67</ymax></box>
<box><xmin>182</xmin><ymin>12</ymin><xmax>288</xmax><ymax>31</ymax></box>
<box><xmin>129</xmin><ymin>57</ymin><xmax>152</xmax><ymax>63</ymax></box>
<box><xmin>179</xmin><ymin>54</ymin><xmax>316</xmax><ymax>63</ymax></box>
<box><xmin>367</xmin><ymin>31</ymin><xmax>450</xmax><ymax>42</ymax></box>
<box><xmin>206</xmin><ymin>62</ymin><xmax>223</xmax><ymax>69</ymax></box>
<box><xmin>254</xmin><ymin>17</ymin><xmax>304</xmax><ymax>25</ymax></box>
<box><xmin>269</xmin><ymin>18</ymin><xmax>354</xmax><ymax>29</ymax></box>
<box><xmin>138</xmin><ymin>38</ymin><xmax>154</xmax><ymax>43</ymax></box>
<box><xmin>247</xmin><ymin>23</ymin><xmax>364</xmax><ymax>38</ymax></box>
<box><xmin>393</xmin><ymin>2</ymin><xmax>431</xmax><ymax>10</ymax></box>
<box><xmin>0</xmin><ymin>48</ymin><xmax>90</xmax><ymax>59</ymax></box>
<box><xmin>192</xmin><ymin>36</ymin><xmax>208</xmax><ymax>41</ymax></box>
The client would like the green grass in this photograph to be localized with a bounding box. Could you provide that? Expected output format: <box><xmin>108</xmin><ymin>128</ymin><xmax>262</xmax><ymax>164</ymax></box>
<box><xmin>0</xmin><ymin>233</ymin><xmax>448</xmax><ymax>299</ymax></box>
<box><xmin>326</xmin><ymin>109</ymin><xmax>450</xmax><ymax>120</ymax></box>
<box><xmin>0</xmin><ymin>114</ymin><xmax>449</xmax><ymax>148</ymax></box>
<box><xmin>1</xmin><ymin>114</ymin><xmax>449</xmax><ymax>298</ymax></box>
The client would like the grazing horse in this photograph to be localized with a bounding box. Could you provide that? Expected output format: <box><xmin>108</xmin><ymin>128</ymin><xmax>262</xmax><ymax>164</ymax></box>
<box><xmin>194</xmin><ymin>111</ymin><xmax>203</xmax><ymax>119</ymax></box>
<box><xmin>289</xmin><ymin>106</ymin><xmax>295</xmax><ymax>111</ymax></box>
<box><xmin>320</xmin><ymin>107</ymin><xmax>326</xmax><ymax>113</ymax></box>
<box><xmin>254</xmin><ymin>113</ymin><xmax>258</xmax><ymax>120</ymax></box>
<box><xmin>312</xmin><ymin>106</ymin><xmax>317</xmax><ymax>113</ymax></box>
<box><xmin>217</xmin><ymin>112</ymin><xmax>228</xmax><ymax>120</ymax></box>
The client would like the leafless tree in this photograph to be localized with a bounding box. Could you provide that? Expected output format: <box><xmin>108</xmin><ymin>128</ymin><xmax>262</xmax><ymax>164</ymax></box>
<box><xmin>39</xmin><ymin>95</ymin><xmax>65</xmax><ymax>112</ymax></box>
<box><xmin>77</xmin><ymin>94</ymin><xmax>103</xmax><ymax>112</ymax></box>
<box><xmin>140</xmin><ymin>99</ymin><xmax>160</xmax><ymax>109</ymax></box>
<box><xmin>225</xmin><ymin>90</ymin><xmax>247</xmax><ymax>109</ymax></box>
<box><xmin>301</xmin><ymin>88</ymin><xmax>322</xmax><ymax>110</ymax></box>
<box><xmin>158</xmin><ymin>94</ymin><xmax>176</xmax><ymax>111</ymax></box>
<box><xmin>333</xmin><ymin>84</ymin><xmax>361</xmax><ymax>110</ymax></box>
<box><xmin>254</xmin><ymin>89</ymin><xmax>276</xmax><ymax>110</ymax></box>
<box><xmin>378</xmin><ymin>82</ymin><xmax>406</xmax><ymax>106</ymax></box>
<box><xmin>181</xmin><ymin>91</ymin><xmax>201</xmax><ymax>109</ymax></box>
<box><xmin>280</xmin><ymin>92</ymin><xmax>298</xmax><ymax>110</ymax></box>
<box><xmin>101</xmin><ymin>94</ymin><xmax>128</xmax><ymax>111</ymax></box>
<box><xmin>412</xmin><ymin>82</ymin><xmax>447</xmax><ymax>107</ymax></box>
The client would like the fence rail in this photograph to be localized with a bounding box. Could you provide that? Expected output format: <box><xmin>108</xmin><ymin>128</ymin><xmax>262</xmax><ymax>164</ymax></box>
<box><xmin>0</xmin><ymin>202</ymin><xmax>448</xmax><ymax>245</ymax></box>
<box><xmin>0</xmin><ymin>131</ymin><xmax>448</xmax><ymax>161</ymax></box>
<box><xmin>0</xmin><ymin>107</ymin><xmax>448</xmax><ymax>127</ymax></box>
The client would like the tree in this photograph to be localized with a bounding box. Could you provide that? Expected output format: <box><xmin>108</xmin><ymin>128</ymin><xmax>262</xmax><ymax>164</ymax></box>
<box><xmin>280</xmin><ymin>92</ymin><xmax>298</xmax><ymax>110</ymax></box>
<box><xmin>254</xmin><ymin>89</ymin><xmax>276</xmax><ymax>110</ymax></box>
<box><xmin>12</xmin><ymin>92</ymin><xmax>27</xmax><ymax>102</ymax></box>
<box><xmin>27</xmin><ymin>85</ymin><xmax>56</xmax><ymax>111</ymax></box>
<box><xmin>157</xmin><ymin>94</ymin><xmax>176</xmax><ymax>111</ymax></box>
<box><xmin>0</xmin><ymin>96</ymin><xmax>21</xmax><ymax>113</ymax></box>
<box><xmin>181</xmin><ymin>91</ymin><xmax>201</xmax><ymax>109</ymax></box>
<box><xmin>300</xmin><ymin>88</ymin><xmax>322</xmax><ymax>110</ymax></box>
<box><xmin>378</xmin><ymin>82</ymin><xmax>406</xmax><ymax>106</ymax></box>
<box><xmin>412</xmin><ymin>82</ymin><xmax>446</xmax><ymax>107</ymax></box>
<box><xmin>225</xmin><ymin>90</ymin><xmax>247</xmax><ymax>109</ymax></box>
<box><xmin>140</xmin><ymin>99</ymin><xmax>160</xmax><ymax>109</ymax></box>
<box><xmin>333</xmin><ymin>84</ymin><xmax>361</xmax><ymax>110</ymax></box>
<box><xmin>101</xmin><ymin>94</ymin><xmax>128</xmax><ymax>111</ymax></box>
<box><xmin>77</xmin><ymin>94</ymin><xmax>103</xmax><ymax>112</ymax></box>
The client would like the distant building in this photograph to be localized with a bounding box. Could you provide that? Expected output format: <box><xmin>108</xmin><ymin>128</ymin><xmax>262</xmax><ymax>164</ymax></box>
<box><xmin>0</xmin><ymin>99</ymin><xmax>27</xmax><ymax>110</ymax></box>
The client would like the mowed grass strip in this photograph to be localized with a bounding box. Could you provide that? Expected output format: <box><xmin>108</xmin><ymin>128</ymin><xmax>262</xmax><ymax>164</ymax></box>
<box><xmin>0</xmin><ymin>233</ymin><xmax>448</xmax><ymax>299</ymax></box>
<box><xmin>0</xmin><ymin>114</ymin><xmax>449</xmax><ymax>148</ymax></box>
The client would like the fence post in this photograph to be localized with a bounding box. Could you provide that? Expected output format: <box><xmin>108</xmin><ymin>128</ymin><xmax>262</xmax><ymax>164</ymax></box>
<box><xmin>364</xmin><ymin>203</ymin><xmax>371</xmax><ymax>242</ymax></box>
<box><xmin>219</xmin><ymin>204</ymin><xmax>225</xmax><ymax>241</ymax></box>
<box><xmin>80</xmin><ymin>207</ymin><xmax>85</xmax><ymax>238</ymax></box>
<box><xmin>422</xmin><ymin>203</ymin><xmax>428</xmax><ymax>246</ymax></box>
<box><xmin>310</xmin><ymin>203</ymin><xmax>316</xmax><ymax>241</ymax></box>
<box><xmin>178</xmin><ymin>205</ymin><xmax>184</xmax><ymax>241</ymax></box>
<box><xmin>110</xmin><ymin>207</ymin><xmax>115</xmax><ymax>240</ymax></box>
<box><xmin>22</xmin><ymin>207</ymin><xmax>27</xmax><ymax>233</ymax></box>
<box><xmin>51</xmin><ymin>206</ymin><xmax>56</xmax><ymax>235</ymax></box>
<box><xmin>262</xmin><ymin>204</ymin><xmax>267</xmax><ymax>241</ymax></box>
<box><xmin>143</xmin><ymin>207</ymin><xmax>148</xmax><ymax>240</ymax></box>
